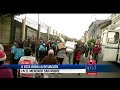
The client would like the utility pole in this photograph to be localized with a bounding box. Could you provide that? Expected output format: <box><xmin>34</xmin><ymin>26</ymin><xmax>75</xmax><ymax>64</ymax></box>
<box><xmin>47</xmin><ymin>26</ymin><xmax>50</xmax><ymax>41</ymax></box>
<box><xmin>59</xmin><ymin>33</ymin><xmax>60</xmax><ymax>37</ymax></box>
<box><xmin>37</xmin><ymin>14</ymin><xmax>40</xmax><ymax>41</ymax></box>
<box><xmin>22</xmin><ymin>14</ymin><xmax>26</xmax><ymax>41</ymax></box>
<box><xmin>62</xmin><ymin>30</ymin><xmax>63</xmax><ymax>37</ymax></box>
<box><xmin>53</xmin><ymin>29</ymin><xmax>55</xmax><ymax>39</ymax></box>
<box><xmin>56</xmin><ymin>31</ymin><xmax>57</xmax><ymax>39</ymax></box>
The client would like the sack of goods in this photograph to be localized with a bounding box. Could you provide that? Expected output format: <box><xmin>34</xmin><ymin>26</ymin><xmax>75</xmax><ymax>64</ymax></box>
<box><xmin>65</xmin><ymin>41</ymin><xmax>76</xmax><ymax>49</ymax></box>
<box><xmin>58</xmin><ymin>42</ymin><xmax>66</xmax><ymax>49</ymax></box>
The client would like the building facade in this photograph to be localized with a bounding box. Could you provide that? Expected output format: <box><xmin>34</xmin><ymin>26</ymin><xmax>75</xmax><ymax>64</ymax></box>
<box><xmin>88</xmin><ymin>19</ymin><xmax>111</xmax><ymax>43</ymax></box>
<box><xmin>110</xmin><ymin>14</ymin><xmax>120</xmax><ymax>30</ymax></box>
<box><xmin>101</xmin><ymin>14</ymin><xmax>120</xmax><ymax>45</ymax></box>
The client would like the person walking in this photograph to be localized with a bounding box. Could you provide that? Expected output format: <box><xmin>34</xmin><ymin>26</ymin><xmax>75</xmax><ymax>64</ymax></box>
<box><xmin>73</xmin><ymin>44</ymin><xmax>81</xmax><ymax>65</ymax></box>
<box><xmin>51</xmin><ymin>41</ymin><xmax>57</xmax><ymax>56</ymax></box>
<box><xmin>41</xmin><ymin>49</ymin><xmax>58</xmax><ymax>78</ymax></box>
<box><xmin>10</xmin><ymin>41</ymin><xmax>17</xmax><ymax>64</ymax></box>
<box><xmin>38</xmin><ymin>42</ymin><xmax>47</xmax><ymax>63</ymax></box>
<box><xmin>80</xmin><ymin>43</ymin><xmax>86</xmax><ymax>63</ymax></box>
<box><xmin>92</xmin><ymin>44</ymin><xmax>100</xmax><ymax>64</ymax></box>
<box><xmin>56</xmin><ymin>41</ymin><xmax>66</xmax><ymax>65</ymax></box>
<box><xmin>12</xmin><ymin>41</ymin><xmax>24</xmax><ymax>78</ymax></box>
<box><xmin>41</xmin><ymin>49</ymin><xmax>57</xmax><ymax>64</ymax></box>
<box><xmin>18</xmin><ymin>47</ymin><xmax>38</xmax><ymax>78</ymax></box>
<box><xmin>66</xmin><ymin>45</ymin><xmax>74</xmax><ymax>64</ymax></box>
<box><xmin>31</xmin><ymin>41</ymin><xmax>36</xmax><ymax>56</ymax></box>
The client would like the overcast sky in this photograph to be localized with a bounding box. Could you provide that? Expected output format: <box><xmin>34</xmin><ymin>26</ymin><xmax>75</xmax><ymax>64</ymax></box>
<box><xmin>16</xmin><ymin>14</ymin><xmax>111</xmax><ymax>39</ymax></box>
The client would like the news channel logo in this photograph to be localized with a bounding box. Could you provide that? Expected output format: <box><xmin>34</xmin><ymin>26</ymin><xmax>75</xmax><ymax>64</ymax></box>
<box><xmin>86</xmin><ymin>63</ymin><xmax>97</xmax><ymax>75</ymax></box>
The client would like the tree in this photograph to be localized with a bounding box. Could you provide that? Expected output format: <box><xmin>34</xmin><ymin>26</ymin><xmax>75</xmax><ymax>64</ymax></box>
<box><xmin>87</xmin><ymin>39</ymin><xmax>96</xmax><ymax>48</ymax></box>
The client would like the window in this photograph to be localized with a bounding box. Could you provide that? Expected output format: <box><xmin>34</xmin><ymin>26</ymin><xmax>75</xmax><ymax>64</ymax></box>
<box><xmin>107</xmin><ymin>32</ymin><xmax>119</xmax><ymax>44</ymax></box>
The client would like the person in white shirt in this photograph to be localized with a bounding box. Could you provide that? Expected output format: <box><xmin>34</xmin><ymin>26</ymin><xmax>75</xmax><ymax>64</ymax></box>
<box><xmin>65</xmin><ymin>41</ymin><xmax>75</xmax><ymax>64</ymax></box>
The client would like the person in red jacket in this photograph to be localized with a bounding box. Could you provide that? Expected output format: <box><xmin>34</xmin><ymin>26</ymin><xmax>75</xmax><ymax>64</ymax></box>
<box><xmin>92</xmin><ymin>44</ymin><xmax>100</xmax><ymax>64</ymax></box>
<box><xmin>87</xmin><ymin>55</ymin><xmax>96</xmax><ymax>65</ymax></box>
<box><xmin>0</xmin><ymin>50</ymin><xmax>14</xmax><ymax>78</ymax></box>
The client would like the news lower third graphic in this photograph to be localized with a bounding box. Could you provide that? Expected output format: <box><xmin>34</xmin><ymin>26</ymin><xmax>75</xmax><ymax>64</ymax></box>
<box><xmin>19</xmin><ymin>64</ymin><xmax>86</xmax><ymax>73</ymax></box>
<box><xmin>86</xmin><ymin>64</ymin><xmax>97</xmax><ymax>75</ymax></box>
<box><xmin>0</xmin><ymin>64</ymin><xmax>119</xmax><ymax>74</ymax></box>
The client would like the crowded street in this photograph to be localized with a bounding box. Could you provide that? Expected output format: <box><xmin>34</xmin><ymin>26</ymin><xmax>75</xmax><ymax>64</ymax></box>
<box><xmin>0</xmin><ymin>14</ymin><xmax>120</xmax><ymax>78</ymax></box>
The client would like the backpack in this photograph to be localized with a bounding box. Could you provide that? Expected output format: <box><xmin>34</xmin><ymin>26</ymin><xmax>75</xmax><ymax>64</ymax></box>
<box><xmin>51</xmin><ymin>43</ymin><xmax>57</xmax><ymax>50</ymax></box>
<box><xmin>76</xmin><ymin>51</ymin><xmax>81</xmax><ymax>60</ymax></box>
<box><xmin>39</xmin><ymin>44</ymin><xmax>47</xmax><ymax>52</ymax></box>
<box><xmin>80</xmin><ymin>46</ymin><xmax>86</xmax><ymax>54</ymax></box>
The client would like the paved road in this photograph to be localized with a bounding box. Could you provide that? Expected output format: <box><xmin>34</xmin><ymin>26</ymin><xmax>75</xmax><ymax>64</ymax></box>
<box><xmin>50</xmin><ymin>53</ymin><xmax>120</xmax><ymax>78</ymax></box>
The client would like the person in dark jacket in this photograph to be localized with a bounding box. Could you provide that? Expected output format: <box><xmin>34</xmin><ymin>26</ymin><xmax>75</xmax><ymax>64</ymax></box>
<box><xmin>85</xmin><ymin>44</ymin><xmax>89</xmax><ymax>57</ymax></box>
<box><xmin>41</xmin><ymin>49</ymin><xmax>57</xmax><ymax>78</ymax></box>
<box><xmin>41</xmin><ymin>49</ymin><xmax>57</xmax><ymax>64</ymax></box>
<box><xmin>31</xmin><ymin>41</ymin><xmax>36</xmax><ymax>56</ymax></box>
<box><xmin>80</xmin><ymin>43</ymin><xmax>86</xmax><ymax>62</ymax></box>
<box><xmin>73</xmin><ymin>44</ymin><xmax>81</xmax><ymax>65</ymax></box>
<box><xmin>27</xmin><ymin>38</ymin><xmax>31</xmax><ymax>47</ymax></box>
<box><xmin>46</xmin><ymin>41</ymin><xmax>52</xmax><ymax>55</ymax></box>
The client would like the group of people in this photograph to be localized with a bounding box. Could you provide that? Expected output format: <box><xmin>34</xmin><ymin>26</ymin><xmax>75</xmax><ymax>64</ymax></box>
<box><xmin>0</xmin><ymin>38</ymin><xmax>101</xmax><ymax>78</ymax></box>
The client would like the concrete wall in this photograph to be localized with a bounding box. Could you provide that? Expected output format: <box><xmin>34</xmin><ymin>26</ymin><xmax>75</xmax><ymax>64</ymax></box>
<box><xmin>14</xmin><ymin>20</ymin><xmax>22</xmax><ymax>41</ymax></box>
<box><xmin>0</xmin><ymin>16</ymin><xmax>11</xmax><ymax>44</ymax></box>
<box><xmin>27</xmin><ymin>27</ymin><xmax>37</xmax><ymax>40</ymax></box>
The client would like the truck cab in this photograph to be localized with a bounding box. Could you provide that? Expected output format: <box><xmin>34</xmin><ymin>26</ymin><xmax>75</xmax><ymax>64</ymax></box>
<box><xmin>102</xmin><ymin>24</ymin><xmax>120</xmax><ymax>63</ymax></box>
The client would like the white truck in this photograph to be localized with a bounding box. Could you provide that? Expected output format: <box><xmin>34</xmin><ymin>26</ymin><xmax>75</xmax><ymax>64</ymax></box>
<box><xmin>102</xmin><ymin>24</ymin><xmax>120</xmax><ymax>63</ymax></box>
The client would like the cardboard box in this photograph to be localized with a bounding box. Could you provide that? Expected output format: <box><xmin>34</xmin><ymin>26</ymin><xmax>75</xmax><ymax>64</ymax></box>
<box><xmin>58</xmin><ymin>42</ymin><xmax>66</xmax><ymax>49</ymax></box>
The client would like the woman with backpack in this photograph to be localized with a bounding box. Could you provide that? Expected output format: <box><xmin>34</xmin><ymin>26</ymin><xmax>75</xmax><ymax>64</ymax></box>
<box><xmin>38</xmin><ymin>42</ymin><xmax>47</xmax><ymax>63</ymax></box>
<box><xmin>56</xmin><ymin>41</ymin><xmax>66</xmax><ymax>65</ymax></box>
